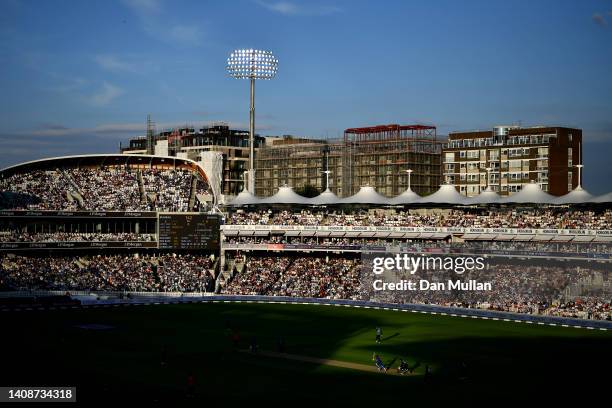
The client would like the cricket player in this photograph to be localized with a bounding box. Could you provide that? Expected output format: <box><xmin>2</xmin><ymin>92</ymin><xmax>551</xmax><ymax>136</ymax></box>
<box><xmin>373</xmin><ymin>354</ymin><xmax>387</xmax><ymax>372</ymax></box>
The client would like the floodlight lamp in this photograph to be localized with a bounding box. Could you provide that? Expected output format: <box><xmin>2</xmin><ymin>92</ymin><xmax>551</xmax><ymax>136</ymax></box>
<box><xmin>227</xmin><ymin>49</ymin><xmax>279</xmax><ymax>80</ymax></box>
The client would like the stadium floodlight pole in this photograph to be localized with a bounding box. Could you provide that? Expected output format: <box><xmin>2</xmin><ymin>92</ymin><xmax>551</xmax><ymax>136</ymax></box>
<box><xmin>227</xmin><ymin>49</ymin><xmax>278</xmax><ymax>193</ymax></box>
<box><xmin>404</xmin><ymin>169</ymin><xmax>413</xmax><ymax>191</ymax></box>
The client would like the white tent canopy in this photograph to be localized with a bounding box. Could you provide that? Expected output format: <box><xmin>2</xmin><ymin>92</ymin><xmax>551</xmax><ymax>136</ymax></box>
<box><xmin>551</xmin><ymin>187</ymin><xmax>594</xmax><ymax>204</ymax></box>
<box><xmin>259</xmin><ymin>186</ymin><xmax>310</xmax><ymax>205</ymax></box>
<box><xmin>464</xmin><ymin>188</ymin><xmax>501</xmax><ymax>205</ymax></box>
<box><xmin>308</xmin><ymin>188</ymin><xmax>340</xmax><ymax>205</ymax></box>
<box><xmin>500</xmin><ymin>182</ymin><xmax>554</xmax><ymax>204</ymax></box>
<box><xmin>227</xmin><ymin>183</ymin><xmax>612</xmax><ymax>206</ymax></box>
<box><xmin>340</xmin><ymin>186</ymin><xmax>390</xmax><ymax>204</ymax></box>
<box><xmin>419</xmin><ymin>184</ymin><xmax>467</xmax><ymax>204</ymax></box>
<box><xmin>389</xmin><ymin>188</ymin><xmax>421</xmax><ymax>205</ymax></box>
<box><xmin>229</xmin><ymin>189</ymin><xmax>261</xmax><ymax>206</ymax></box>
<box><xmin>589</xmin><ymin>192</ymin><xmax>612</xmax><ymax>203</ymax></box>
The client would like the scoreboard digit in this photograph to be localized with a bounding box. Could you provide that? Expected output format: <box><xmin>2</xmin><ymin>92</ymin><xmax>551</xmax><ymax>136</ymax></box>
<box><xmin>158</xmin><ymin>213</ymin><xmax>220</xmax><ymax>250</ymax></box>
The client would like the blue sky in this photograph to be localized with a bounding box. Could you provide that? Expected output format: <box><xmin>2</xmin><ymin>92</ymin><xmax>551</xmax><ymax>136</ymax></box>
<box><xmin>1</xmin><ymin>0</ymin><xmax>611</xmax><ymax>192</ymax></box>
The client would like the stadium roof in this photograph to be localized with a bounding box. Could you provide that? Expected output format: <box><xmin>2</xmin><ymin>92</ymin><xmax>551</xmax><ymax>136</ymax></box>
<box><xmin>260</xmin><ymin>186</ymin><xmax>310</xmax><ymax>205</ymax></box>
<box><xmin>224</xmin><ymin>184</ymin><xmax>612</xmax><ymax>206</ymax></box>
<box><xmin>464</xmin><ymin>188</ymin><xmax>501</xmax><ymax>205</ymax></box>
<box><xmin>388</xmin><ymin>187</ymin><xmax>421</xmax><ymax>205</ymax></box>
<box><xmin>419</xmin><ymin>184</ymin><xmax>467</xmax><ymax>204</ymax></box>
<box><xmin>590</xmin><ymin>191</ymin><xmax>612</xmax><ymax>203</ymax></box>
<box><xmin>469</xmin><ymin>189</ymin><xmax>501</xmax><ymax>204</ymax></box>
<box><xmin>500</xmin><ymin>182</ymin><xmax>554</xmax><ymax>204</ymax></box>
<box><xmin>551</xmin><ymin>187</ymin><xmax>594</xmax><ymax>204</ymax></box>
<box><xmin>308</xmin><ymin>188</ymin><xmax>340</xmax><ymax>205</ymax></box>
<box><xmin>340</xmin><ymin>186</ymin><xmax>389</xmax><ymax>204</ymax></box>
<box><xmin>229</xmin><ymin>190</ymin><xmax>261</xmax><ymax>206</ymax></box>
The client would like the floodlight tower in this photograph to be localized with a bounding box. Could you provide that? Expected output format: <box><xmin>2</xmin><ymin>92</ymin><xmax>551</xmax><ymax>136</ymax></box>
<box><xmin>227</xmin><ymin>49</ymin><xmax>278</xmax><ymax>193</ymax></box>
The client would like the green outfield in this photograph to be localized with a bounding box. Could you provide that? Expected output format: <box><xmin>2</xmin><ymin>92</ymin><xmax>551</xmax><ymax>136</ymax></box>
<box><xmin>2</xmin><ymin>302</ymin><xmax>611</xmax><ymax>405</ymax></box>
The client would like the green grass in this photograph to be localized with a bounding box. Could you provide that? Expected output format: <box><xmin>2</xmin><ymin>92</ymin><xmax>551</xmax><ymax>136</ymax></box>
<box><xmin>2</xmin><ymin>302</ymin><xmax>611</xmax><ymax>405</ymax></box>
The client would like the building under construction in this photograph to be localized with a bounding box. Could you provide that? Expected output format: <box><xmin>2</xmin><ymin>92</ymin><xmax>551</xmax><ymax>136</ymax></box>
<box><xmin>255</xmin><ymin>124</ymin><xmax>443</xmax><ymax>197</ymax></box>
<box><xmin>121</xmin><ymin>123</ymin><xmax>265</xmax><ymax>196</ymax></box>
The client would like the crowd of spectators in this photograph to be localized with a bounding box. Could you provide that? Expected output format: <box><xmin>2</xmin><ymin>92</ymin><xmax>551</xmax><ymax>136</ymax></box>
<box><xmin>270</xmin><ymin>257</ymin><xmax>361</xmax><ymax>299</ymax></box>
<box><xmin>222</xmin><ymin>256</ymin><xmax>360</xmax><ymax>299</ymax></box>
<box><xmin>0</xmin><ymin>167</ymin><xmax>209</xmax><ymax>212</ymax></box>
<box><xmin>222</xmin><ymin>256</ymin><xmax>291</xmax><ymax>295</ymax></box>
<box><xmin>221</xmin><ymin>255</ymin><xmax>610</xmax><ymax>320</ymax></box>
<box><xmin>227</xmin><ymin>208</ymin><xmax>612</xmax><ymax>230</ymax></box>
<box><xmin>0</xmin><ymin>254</ymin><xmax>214</xmax><ymax>292</ymax></box>
<box><xmin>142</xmin><ymin>169</ymin><xmax>192</xmax><ymax>212</ymax></box>
<box><xmin>363</xmin><ymin>260</ymin><xmax>611</xmax><ymax>321</ymax></box>
<box><xmin>0</xmin><ymin>171</ymin><xmax>77</xmax><ymax>210</ymax></box>
<box><xmin>0</xmin><ymin>232</ymin><xmax>155</xmax><ymax>243</ymax></box>
<box><xmin>1</xmin><ymin>248</ymin><xmax>609</xmax><ymax>320</ymax></box>
<box><xmin>68</xmin><ymin>168</ymin><xmax>142</xmax><ymax>211</ymax></box>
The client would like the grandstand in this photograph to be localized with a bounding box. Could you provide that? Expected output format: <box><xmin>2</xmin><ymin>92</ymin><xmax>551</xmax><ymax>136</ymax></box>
<box><xmin>0</xmin><ymin>154</ymin><xmax>213</xmax><ymax>212</ymax></box>
<box><xmin>0</xmin><ymin>154</ymin><xmax>610</xmax><ymax>324</ymax></box>
<box><xmin>217</xmin><ymin>185</ymin><xmax>612</xmax><ymax>323</ymax></box>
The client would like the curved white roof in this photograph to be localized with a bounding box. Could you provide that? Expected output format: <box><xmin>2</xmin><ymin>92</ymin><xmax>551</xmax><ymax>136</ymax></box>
<box><xmin>420</xmin><ymin>184</ymin><xmax>467</xmax><ymax>204</ymax></box>
<box><xmin>229</xmin><ymin>190</ymin><xmax>261</xmax><ymax>206</ymax></box>
<box><xmin>464</xmin><ymin>188</ymin><xmax>501</xmax><ymax>205</ymax></box>
<box><xmin>551</xmin><ymin>187</ymin><xmax>594</xmax><ymax>204</ymax></box>
<box><xmin>260</xmin><ymin>186</ymin><xmax>310</xmax><ymax>204</ymax></box>
<box><xmin>308</xmin><ymin>188</ymin><xmax>340</xmax><ymax>205</ymax></box>
<box><xmin>389</xmin><ymin>188</ymin><xmax>421</xmax><ymax>205</ymax></box>
<box><xmin>500</xmin><ymin>183</ymin><xmax>554</xmax><ymax>204</ymax></box>
<box><xmin>589</xmin><ymin>192</ymin><xmax>612</xmax><ymax>203</ymax></box>
<box><xmin>340</xmin><ymin>186</ymin><xmax>390</xmax><ymax>204</ymax></box>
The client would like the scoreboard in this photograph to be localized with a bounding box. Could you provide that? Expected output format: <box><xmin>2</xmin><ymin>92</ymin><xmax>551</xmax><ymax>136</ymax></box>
<box><xmin>158</xmin><ymin>213</ymin><xmax>220</xmax><ymax>250</ymax></box>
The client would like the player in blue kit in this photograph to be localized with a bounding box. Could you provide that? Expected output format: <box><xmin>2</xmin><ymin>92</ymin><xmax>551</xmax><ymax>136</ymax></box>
<box><xmin>373</xmin><ymin>354</ymin><xmax>387</xmax><ymax>372</ymax></box>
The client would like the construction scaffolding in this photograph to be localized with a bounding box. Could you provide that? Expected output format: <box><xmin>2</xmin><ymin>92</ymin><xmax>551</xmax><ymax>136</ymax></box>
<box><xmin>255</xmin><ymin>137</ymin><xmax>336</xmax><ymax>197</ymax></box>
<box><xmin>343</xmin><ymin>124</ymin><xmax>442</xmax><ymax>197</ymax></box>
<box><xmin>145</xmin><ymin>114</ymin><xmax>156</xmax><ymax>155</ymax></box>
<box><xmin>255</xmin><ymin>125</ymin><xmax>444</xmax><ymax>198</ymax></box>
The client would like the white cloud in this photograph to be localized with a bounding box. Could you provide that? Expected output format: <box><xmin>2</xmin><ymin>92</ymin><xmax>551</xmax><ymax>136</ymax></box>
<box><xmin>167</xmin><ymin>25</ymin><xmax>203</xmax><ymax>47</ymax></box>
<box><xmin>255</xmin><ymin>0</ymin><xmax>341</xmax><ymax>16</ymax></box>
<box><xmin>89</xmin><ymin>82</ymin><xmax>124</xmax><ymax>106</ymax></box>
<box><xmin>94</xmin><ymin>55</ymin><xmax>137</xmax><ymax>73</ymax></box>
<box><xmin>47</xmin><ymin>77</ymin><xmax>88</xmax><ymax>93</ymax></box>
<box><xmin>121</xmin><ymin>0</ymin><xmax>204</xmax><ymax>47</ymax></box>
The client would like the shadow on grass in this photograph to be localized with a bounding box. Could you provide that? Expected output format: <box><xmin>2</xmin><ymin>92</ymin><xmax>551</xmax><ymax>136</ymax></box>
<box><xmin>1</xmin><ymin>302</ymin><xmax>610</xmax><ymax>404</ymax></box>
